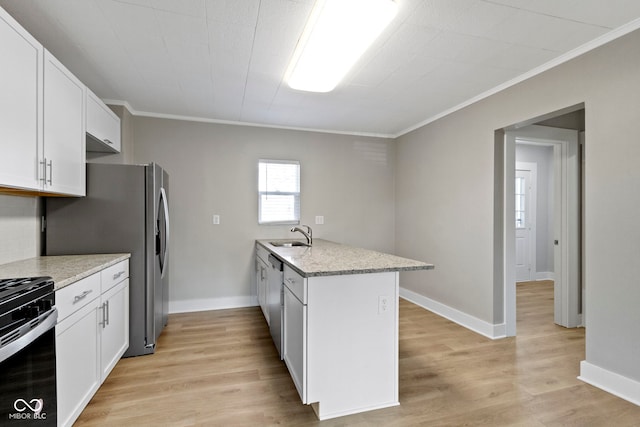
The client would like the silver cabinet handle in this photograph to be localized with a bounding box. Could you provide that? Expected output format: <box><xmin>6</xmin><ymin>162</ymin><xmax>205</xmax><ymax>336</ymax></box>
<box><xmin>99</xmin><ymin>300</ymin><xmax>110</xmax><ymax>328</ymax></box>
<box><xmin>286</xmin><ymin>278</ymin><xmax>295</xmax><ymax>285</ymax></box>
<box><xmin>47</xmin><ymin>160</ymin><xmax>52</xmax><ymax>185</ymax></box>
<box><xmin>100</xmin><ymin>302</ymin><xmax>106</xmax><ymax>327</ymax></box>
<box><xmin>73</xmin><ymin>289</ymin><xmax>93</xmax><ymax>303</ymax></box>
<box><xmin>104</xmin><ymin>138</ymin><xmax>113</xmax><ymax>145</ymax></box>
<box><xmin>39</xmin><ymin>158</ymin><xmax>47</xmax><ymax>184</ymax></box>
<box><xmin>105</xmin><ymin>300</ymin><xmax>110</xmax><ymax>327</ymax></box>
<box><xmin>112</xmin><ymin>271</ymin><xmax>125</xmax><ymax>280</ymax></box>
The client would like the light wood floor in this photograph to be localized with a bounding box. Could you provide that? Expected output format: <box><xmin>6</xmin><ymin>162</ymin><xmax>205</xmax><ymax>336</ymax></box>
<box><xmin>75</xmin><ymin>281</ymin><xmax>640</xmax><ymax>426</ymax></box>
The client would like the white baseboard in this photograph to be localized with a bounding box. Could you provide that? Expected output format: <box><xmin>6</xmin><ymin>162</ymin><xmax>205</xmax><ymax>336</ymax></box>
<box><xmin>169</xmin><ymin>296</ymin><xmax>257</xmax><ymax>314</ymax></box>
<box><xmin>400</xmin><ymin>287</ymin><xmax>506</xmax><ymax>339</ymax></box>
<box><xmin>534</xmin><ymin>271</ymin><xmax>555</xmax><ymax>281</ymax></box>
<box><xmin>578</xmin><ymin>361</ymin><xmax>640</xmax><ymax>406</ymax></box>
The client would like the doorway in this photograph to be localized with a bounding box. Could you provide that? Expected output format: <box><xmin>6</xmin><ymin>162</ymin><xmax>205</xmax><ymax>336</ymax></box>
<box><xmin>500</xmin><ymin>110</ymin><xmax>584</xmax><ymax>337</ymax></box>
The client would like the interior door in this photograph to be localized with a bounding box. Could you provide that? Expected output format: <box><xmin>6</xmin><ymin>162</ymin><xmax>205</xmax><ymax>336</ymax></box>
<box><xmin>515</xmin><ymin>169</ymin><xmax>532</xmax><ymax>282</ymax></box>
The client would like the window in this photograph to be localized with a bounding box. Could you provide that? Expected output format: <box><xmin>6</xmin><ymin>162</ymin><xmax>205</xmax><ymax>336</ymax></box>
<box><xmin>258</xmin><ymin>159</ymin><xmax>300</xmax><ymax>225</ymax></box>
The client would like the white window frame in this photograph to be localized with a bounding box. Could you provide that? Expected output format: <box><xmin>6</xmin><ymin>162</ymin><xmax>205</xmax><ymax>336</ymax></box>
<box><xmin>258</xmin><ymin>159</ymin><xmax>301</xmax><ymax>225</ymax></box>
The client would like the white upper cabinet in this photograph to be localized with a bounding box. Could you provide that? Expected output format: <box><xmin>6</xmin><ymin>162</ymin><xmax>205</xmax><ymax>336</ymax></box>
<box><xmin>0</xmin><ymin>6</ymin><xmax>86</xmax><ymax>196</ymax></box>
<box><xmin>86</xmin><ymin>88</ymin><xmax>121</xmax><ymax>153</ymax></box>
<box><xmin>43</xmin><ymin>50</ymin><xmax>86</xmax><ymax>196</ymax></box>
<box><xmin>0</xmin><ymin>7</ymin><xmax>43</xmax><ymax>191</ymax></box>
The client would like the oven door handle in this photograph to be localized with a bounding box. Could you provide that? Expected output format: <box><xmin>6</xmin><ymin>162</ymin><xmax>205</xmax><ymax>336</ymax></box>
<box><xmin>0</xmin><ymin>308</ymin><xmax>58</xmax><ymax>364</ymax></box>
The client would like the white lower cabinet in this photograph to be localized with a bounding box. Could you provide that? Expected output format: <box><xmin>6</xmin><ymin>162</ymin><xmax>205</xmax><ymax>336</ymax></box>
<box><xmin>256</xmin><ymin>245</ymin><xmax>271</xmax><ymax>323</ymax></box>
<box><xmin>99</xmin><ymin>279</ymin><xmax>129</xmax><ymax>381</ymax></box>
<box><xmin>282</xmin><ymin>264</ymin><xmax>399</xmax><ymax>420</ymax></box>
<box><xmin>56</xmin><ymin>294</ymin><xmax>101</xmax><ymax>427</ymax></box>
<box><xmin>56</xmin><ymin>260</ymin><xmax>129</xmax><ymax>427</ymax></box>
<box><xmin>283</xmin><ymin>284</ymin><xmax>306</xmax><ymax>402</ymax></box>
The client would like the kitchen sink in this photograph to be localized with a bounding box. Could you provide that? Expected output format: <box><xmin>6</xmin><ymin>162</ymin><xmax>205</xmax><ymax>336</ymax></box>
<box><xmin>270</xmin><ymin>240</ymin><xmax>310</xmax><ymax>247</ymax></box>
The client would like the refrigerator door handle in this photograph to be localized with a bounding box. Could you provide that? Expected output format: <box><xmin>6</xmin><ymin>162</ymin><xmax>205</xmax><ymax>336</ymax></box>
<box><xmin>159</xmin><ymin>187</ymin><xmax>170</xmax><ymax>279</ymax></box>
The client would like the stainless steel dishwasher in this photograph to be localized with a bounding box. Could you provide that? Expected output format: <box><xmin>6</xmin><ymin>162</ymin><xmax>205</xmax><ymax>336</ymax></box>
<box><xmin>267</xmin><ymin>254</ymin><xmax>284</xmax><ymax>359</ymax></box>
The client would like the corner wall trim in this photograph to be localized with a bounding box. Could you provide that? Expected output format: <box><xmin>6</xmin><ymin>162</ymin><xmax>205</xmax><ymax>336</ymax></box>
<box><xmin>579</xmin><ymin>361</ymin><xmax>640</xmax><ymax>406</ymax></box>
<box><xmin>169</xmin><ymin>296</ymin><xmax>257</xmax><ymax>314</ymax></box>
<box><xmin>400</xmin><ymin>287</ymin><xmax>506</xmax><ymax>339</ymax></box>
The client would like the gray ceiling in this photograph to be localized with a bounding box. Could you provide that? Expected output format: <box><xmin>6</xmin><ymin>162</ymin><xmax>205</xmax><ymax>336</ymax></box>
<box><xmin>2</xmin><ymin>0</ymin><xmax>640</xmax><ymax>137</ymax></box>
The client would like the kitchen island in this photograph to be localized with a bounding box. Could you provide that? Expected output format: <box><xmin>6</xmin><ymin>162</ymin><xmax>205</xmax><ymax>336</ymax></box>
<box><xmin>256</xmin><ymin>239</ymin><xmax>433</xmax><ymax>420</ymax></box>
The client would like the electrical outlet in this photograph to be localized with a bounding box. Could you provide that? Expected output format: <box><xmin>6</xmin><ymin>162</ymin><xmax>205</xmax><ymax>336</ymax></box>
<box><xmin>213</xmin><ymin>214</ymin><xmax>220</xmax><ymax>225</ymax></box>
<box><xmin>378</xmin><ymin>296</ymin><xmax>389</xmax><ymax>314</ymax></box>
<box><xmin>315</xmin><ymin>215</ymin><xmax>324</xmax><ymax>225</ymax></box>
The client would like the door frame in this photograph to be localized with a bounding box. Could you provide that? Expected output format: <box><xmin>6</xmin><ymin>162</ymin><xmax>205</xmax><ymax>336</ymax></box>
<box><xmin>515</xmin><ymin>161</ymin><xmax>537</xmax><ymax>283</ymax></box>
<box><xmin>503</xmin><ymin>125</ymin><xmax>580</xmax><ymax>336</ymax></box>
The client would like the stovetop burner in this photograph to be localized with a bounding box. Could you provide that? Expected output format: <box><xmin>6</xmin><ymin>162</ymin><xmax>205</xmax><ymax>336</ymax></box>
<box><xmin>0</xmin><ymin>276</ymin><xmax>54</xmax><ymax>315</ymax></box>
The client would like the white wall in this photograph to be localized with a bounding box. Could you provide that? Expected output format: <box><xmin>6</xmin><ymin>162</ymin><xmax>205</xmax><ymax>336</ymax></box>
<box><xmin>516</xmin><ymin>143</ymin><xmax>554</xmax><ymax>276</ymax></box>
<box><xmin>0</xmin><ymin>194</ymin><xmax>41</xmax><ymax>264</ymax></box>
<box><xmin>395</xmin><ymin>28</ymin><xmax>640</xmax><ymax>393</ymax></box>
<box><xmin>131</xmin><ymin>117</ymin><xmax>396</xmax><ymax>312</ymax></box>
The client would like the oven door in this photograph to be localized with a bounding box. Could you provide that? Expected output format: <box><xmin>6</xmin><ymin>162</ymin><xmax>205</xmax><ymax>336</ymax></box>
<box><xmin>0</xmin><ymin>308</ymin><xmax>57</xmax><ymax>425</ymax></box>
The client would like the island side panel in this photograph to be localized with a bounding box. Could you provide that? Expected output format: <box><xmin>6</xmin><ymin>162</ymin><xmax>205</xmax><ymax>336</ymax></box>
<box><xmin>307</xmin><ymin>271</ymin><xmax>399</xmax><ymax>420</ymax></box>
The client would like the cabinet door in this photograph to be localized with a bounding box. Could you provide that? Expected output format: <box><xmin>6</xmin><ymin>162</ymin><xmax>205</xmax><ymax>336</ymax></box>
<box><xmin>86</xmin><ymin>88</ymin><xmax>121</xmax><ymax>153</ymax></box>
<box><xmin>257</xmin><ymin>258</ymin><xmax>269</xmax><ymax>323</ymax></box>
<box><xmin>43</xmin><ymin>50</ymin><xmax>86</xmax><ymax>196</ymax></box>
<box><xmin>0</xmin><ymin>8</ymin><xmax>43</xmax><ymax>191</ymax></box>
<box><xmin>283</xmin><ymin>286</ymin><xmax>307</xmax><ymax>403</ymax></box>
<box><xmin>56</xmin><ymin>298</ymin><xmax>101</xmax><ymax>427</ymax></box>
<box><xmin>100</xmin><ymin>279</ymin><xmax>129</xmax><ymax>382</ymax></box>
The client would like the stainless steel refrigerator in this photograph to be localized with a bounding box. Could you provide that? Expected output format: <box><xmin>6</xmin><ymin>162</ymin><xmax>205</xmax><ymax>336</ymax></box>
<box><xmin>45</xmin><ymin>163</ymin><xmax>170</xmax><ymax>357</ymax></box>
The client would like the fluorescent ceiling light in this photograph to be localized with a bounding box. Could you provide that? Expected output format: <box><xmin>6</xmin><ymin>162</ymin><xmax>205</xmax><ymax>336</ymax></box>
<box><xmin>285</xmin><ymin>0</ymin><xmax>398</xmax><ymax>93</ymax></box>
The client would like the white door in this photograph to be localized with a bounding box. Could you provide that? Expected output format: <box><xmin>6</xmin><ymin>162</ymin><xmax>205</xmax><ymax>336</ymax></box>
<box><xmin>515</xmin><ymin>169</ymin><xmax>532</xmax><ymax>282</ymax></box>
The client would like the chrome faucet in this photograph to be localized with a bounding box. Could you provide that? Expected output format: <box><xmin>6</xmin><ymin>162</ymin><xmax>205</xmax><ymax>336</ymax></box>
<box><xmin>290</xmin><ymin>225</ymin><xmax>312</xmax><ymax>246</ymax></box>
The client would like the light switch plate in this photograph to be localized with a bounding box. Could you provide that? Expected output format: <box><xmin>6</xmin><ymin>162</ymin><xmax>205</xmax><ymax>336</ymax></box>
<box><xmin>213</xmin><ymin>214</ymin><xmax>220</xmax><ymax>225</ymax></box>
<box><xmin>315</xmin><ymin>215</ymin><xmax>324</xmax><ymax>225</ymax></box>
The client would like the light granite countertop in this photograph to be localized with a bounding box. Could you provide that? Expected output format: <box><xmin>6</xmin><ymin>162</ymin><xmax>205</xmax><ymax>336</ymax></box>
<box><xmin>256</xmin><ymin>239</ymin><xmax>433</xmax><ymax>277</ymax></box>
<box><xmin>0</xmin><ymin>253</ymin><xmax>131</xmax><ymax>290</ymax></box>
